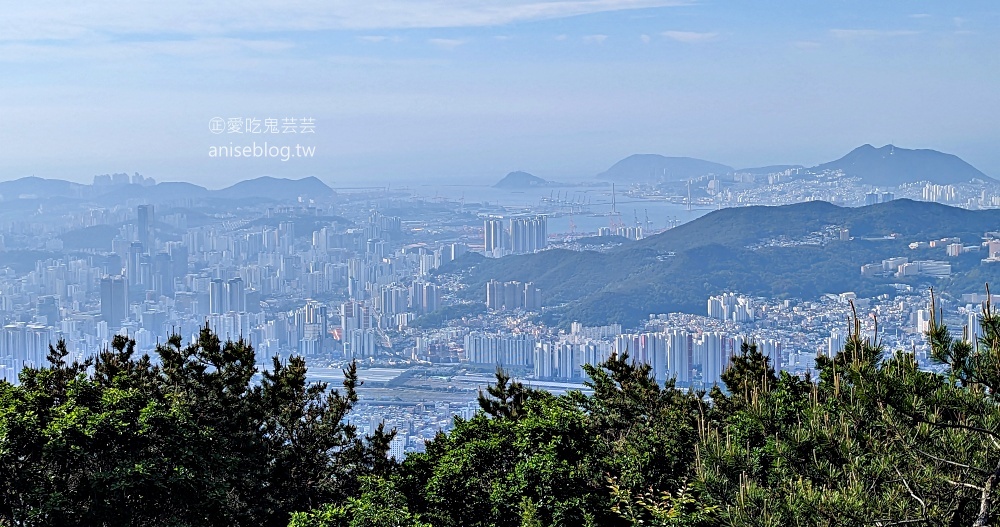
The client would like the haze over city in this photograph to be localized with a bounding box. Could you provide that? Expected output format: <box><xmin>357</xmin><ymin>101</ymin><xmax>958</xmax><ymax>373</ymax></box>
<box><xmin>10</xmin><ymin>2</ymin><xmax>1000</xmax><ymax>525</ymax></box>
<box><xmin>2</xmin><ymin>0</ymin><xmax>999</xmax><ymax>187</ymax></box>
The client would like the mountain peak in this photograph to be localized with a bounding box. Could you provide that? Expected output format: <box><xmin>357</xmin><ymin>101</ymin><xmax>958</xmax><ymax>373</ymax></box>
<box><xmin>494</xmin><ymin>171</ymin><xmax>548</xmax><ymax>188</ymax></box>
<box><xmin>813</xmin><ymin>144</ymin><xmax>991</xmax><ymax>186</ymax></box>
<box><xmin>597</xmin><ymin>154</ymin><xmax>733</xmax><ymax>182</ymax></box>
<box><xmin>216</xmin><ymin>176</ymin><xmax>333</xmax><ymax>200</ymax></box>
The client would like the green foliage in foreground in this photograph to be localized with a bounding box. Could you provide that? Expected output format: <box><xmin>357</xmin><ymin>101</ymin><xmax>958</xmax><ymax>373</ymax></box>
<box><xmin>9</xmin><ymin>287</ymin><xmax>1000</xmax><ymax>526</ymax></box>
<box><xmin>312</xmin><ymin>285</ymin><xmax>1000</xmax><ymax>527</ymax></box>
<box><xmin>288</xmin><ymin>477</ymin><xmax>430</xmax><ymax>527</ymax></box>
<box><xmin>0</xmin><ymin>325</ymin><xmax>393</xmax><ymax>527</ymax></box>
<box><xmin>395</xmin><ymin>360</ymin><xmax>704</xmax><ymax>527</ymax></box>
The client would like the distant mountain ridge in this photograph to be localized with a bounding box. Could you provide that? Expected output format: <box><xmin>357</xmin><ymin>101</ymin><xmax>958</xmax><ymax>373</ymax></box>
<box><xmin>736</xmin><ymin>165</ymin><xmax>804</xmax><ymax>175</ymax></box>
<box><xmin>0</xmin><ymin>177</ymin><xmax>86</xmax><ymax>200</ymax></box>
<box><xmin>0</xmin><ymin>143</ymin><xmax>990</xmax><ymax>202</ymax></box>
<box><xmin>812</xmin><ymin>144</ymin><xmax>991</xmax><ymax>186</ymax></box>
<box><xmin>214</xmin><ymin>176</ymin><xmax>333</xmax><ymax>200</ymax></box>
<box><xmin>592</xmin><ymin>145</ymin><xmax>990</xmax><ymax>186</ymax></box>
<box><xmin>596</xmin><ymin>154</ymin><xmax>733</xmax><ymax>182</ymax></box>
<box><xmin>0</xmin><ymin>175</ymin><xmax>333</xmax><ymax>204</ymax></box>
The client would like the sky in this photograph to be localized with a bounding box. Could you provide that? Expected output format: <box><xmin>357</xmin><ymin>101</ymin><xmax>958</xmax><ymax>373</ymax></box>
<box><xmin>1</xmin><ymin>1</ymin><xmax>998</xmax><ymax>188</ymax></box>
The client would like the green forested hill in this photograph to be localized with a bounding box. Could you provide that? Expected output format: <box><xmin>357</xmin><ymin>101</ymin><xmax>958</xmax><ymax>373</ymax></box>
<box><xmin>456</xmin><ymin>200</ymin><xmax>1000</xmax><ymax>326</ymax></box>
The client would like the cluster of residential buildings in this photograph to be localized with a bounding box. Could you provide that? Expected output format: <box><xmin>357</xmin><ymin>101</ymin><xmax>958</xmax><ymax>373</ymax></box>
<box><xmin>596</xmin><ymin>225</ymin><xmax>644</xmax><ymax>240</ymax></box>
<box><xmin>857</xmin><ymin>232</ymin><xmax>1000</xmax><ymax>278</ymax></box>
<box><xmin>485</xmin><ymin>279</ymin><xmax>541</xmax><ymax>311</ymax></box>
<box><xmin>483</xmin><ymin>215</ymin><xmax>548</xmax><ymax>257</ymax></box>
<box><xmin>861</xmin><ymin>257</ymin><xmax>952</xmax><ymax>279</ymax></box>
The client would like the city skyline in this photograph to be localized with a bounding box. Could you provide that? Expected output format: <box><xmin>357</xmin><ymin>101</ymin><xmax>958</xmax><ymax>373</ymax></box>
<box><xmin>8</xmin><ymin>3</ymin><xmax>1000</xmax><ymax>521</ymax></box>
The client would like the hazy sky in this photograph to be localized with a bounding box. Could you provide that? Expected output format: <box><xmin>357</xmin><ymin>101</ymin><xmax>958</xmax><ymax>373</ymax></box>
<box><xmin>2</xmin><ymin>1</ymin><xmax>998</xmax><ymax>188</ymax></box>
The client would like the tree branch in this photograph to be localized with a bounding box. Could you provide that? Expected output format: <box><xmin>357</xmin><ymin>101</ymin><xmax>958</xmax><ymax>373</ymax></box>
<box><xmin>896</xmin><ymin>467</ymin><xmax>927</xmax><ymax>517</ymax></box>
<box><xmin>911</xmin><ymin>447</ymin><xmax>990</xmax><ymax>476</ymax></box>
<box><xmin>946</xmin><ymin>479</ymin><xmax>985</xmax><ymax>492</ymax></box>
